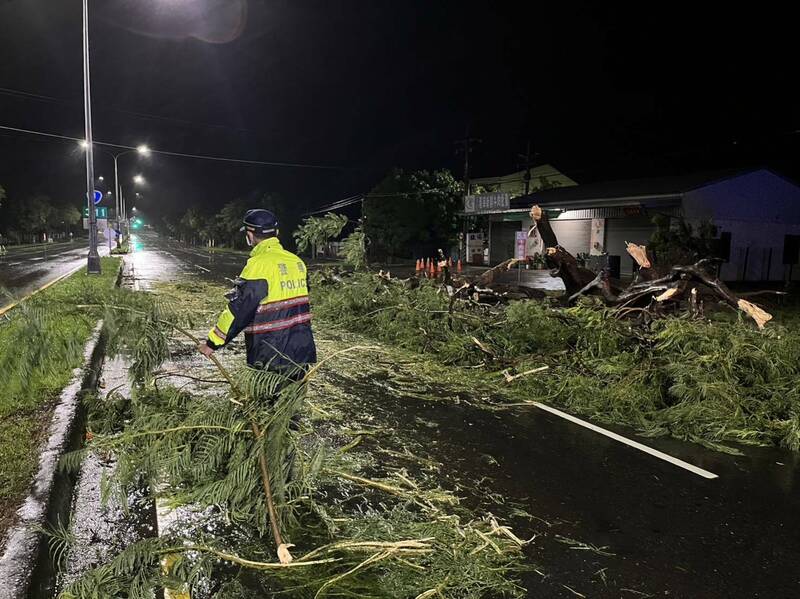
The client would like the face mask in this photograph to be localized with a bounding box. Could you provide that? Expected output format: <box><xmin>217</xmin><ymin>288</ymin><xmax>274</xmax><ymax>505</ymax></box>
<box><xmin>245</xmin><ymin>233</ymin><xmax>253</xmax><ymax>247</ymax></box>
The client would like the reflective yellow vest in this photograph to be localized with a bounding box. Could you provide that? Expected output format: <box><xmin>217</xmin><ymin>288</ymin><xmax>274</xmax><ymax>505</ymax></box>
<box><xmin>207</xmin><ymin>238</ymin><xmax>316</xmax><ymax>368</ymax></box>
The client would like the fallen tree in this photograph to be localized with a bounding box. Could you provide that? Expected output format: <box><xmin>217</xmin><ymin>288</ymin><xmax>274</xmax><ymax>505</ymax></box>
<box><xmin>309</xmin><ymin>268</ymin><xmax>800</xmax><ymax>453</ymax></box>
<box><xmin>461</xmin><ymin>205</ymin><xmax>776</xmax><ymax>329</ymax></box>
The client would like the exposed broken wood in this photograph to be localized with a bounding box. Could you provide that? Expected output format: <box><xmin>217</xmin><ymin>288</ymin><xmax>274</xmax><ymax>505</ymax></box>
<box><xmin>471</xmin><ymin>336</ymin><xmax>496</xmax><ymax>359</ymax></box>
<box><xmin>626</xmin><ymin>242</ymin><xmax>652</xmax><ymax>269</ymax></box>
<box><xmin>737</xmin><ymin>299</ymin><xmax>773</xmax><ymax>329</ymax></box>
<box><xmin>474</xmin><ymin>258</ymin><xmax>527</xmax><ymax>287</ymax></box>
<box><xmin>655</xmin><ymin>287</ymin><xmax>680</xmax><ymax>302</ymax></box>
<box><xmin>530</xmin><ymin>205</ymin><xmax>558</xmax><ymax>247</ymax></box>
<box><xmin>501</xmin><ymin>366</ymin><xmax>549</xmax><ymax>383</ymax></box>
<box><xmin>529</xmin><ymin>205</ymin><xmax>775</xmax><ymax>327</ymax></box>
<box><xmin>445</xmin><ymin>204</ymin><xmax>778</xmax><ymax>329</ymax></box>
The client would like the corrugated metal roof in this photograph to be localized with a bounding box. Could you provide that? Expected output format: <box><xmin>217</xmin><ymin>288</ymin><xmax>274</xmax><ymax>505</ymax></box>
<box><xmin>509</xmin><ymin>168</ymin><xmax>763</xmax><ymax>209</ymax></box>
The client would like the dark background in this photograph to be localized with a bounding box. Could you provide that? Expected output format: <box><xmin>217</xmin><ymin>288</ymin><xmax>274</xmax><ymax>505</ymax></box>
<box><xmin>0</xmin><ymin>0</ymin><xmax>797</xmax><ymax>222</ymax></box>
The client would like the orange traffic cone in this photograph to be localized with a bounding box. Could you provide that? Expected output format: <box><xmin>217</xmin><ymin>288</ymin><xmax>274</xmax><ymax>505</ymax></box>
<box><xmin>415</xmin><ymin>259</ymin><xmax>421</xmax><ymax>273</ymax></box>
<box><xmin>457</xmin><ymin>258</ymin><xmax>463</xmax><ymax>273</ymax></box>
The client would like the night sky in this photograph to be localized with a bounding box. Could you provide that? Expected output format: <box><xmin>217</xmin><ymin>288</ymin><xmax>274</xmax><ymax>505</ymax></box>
<box><xmin>0</xmin><ymin>1</ymin><xmax>797</xmax><ymax>221</ymax></box>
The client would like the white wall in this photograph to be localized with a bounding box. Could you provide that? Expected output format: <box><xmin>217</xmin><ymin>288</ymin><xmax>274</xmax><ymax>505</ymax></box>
<box><xmin>683</xmin><ymin>170</ymin><xmax>800</xmax><ymax>281</ymax></box>
<box><xmin>711</xmin><ymin>220</ymin><xmax>800</xmax><ymax>281</ymax></box>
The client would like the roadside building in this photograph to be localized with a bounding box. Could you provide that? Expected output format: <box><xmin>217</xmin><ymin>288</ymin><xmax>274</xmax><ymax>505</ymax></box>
<box><xmin>463</xmin><ymin>165</ymin><xmax>578</xmax><ymax>265</ymax></box>
<box><xmin>476</xmin><ymin>168</ymin><xmax>800</xmax><ymax>281</ymax></box>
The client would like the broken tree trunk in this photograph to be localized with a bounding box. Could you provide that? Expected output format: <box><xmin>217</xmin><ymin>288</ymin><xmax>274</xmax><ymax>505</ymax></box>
<box><xmin>465</xmin><ymin>205</ymin><xmax>775</xmax><ymax>328</ymax></box>
<box><xmin>530</xmin><ymin>206</ymin><xmax>611</xmax><ymax>297</ymax></box>
<box><xmin>531</xmin><ymin>204</ymin><xmax>774</xmax><ymax>328</ymax></box>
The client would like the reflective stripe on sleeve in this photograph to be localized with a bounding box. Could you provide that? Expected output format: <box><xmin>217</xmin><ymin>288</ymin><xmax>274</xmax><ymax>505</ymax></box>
<box><xmin>244</xmin><ymin>312</ymin><xmax>311</xmax><ymax>334</ymax></box>
<box><xmin>208</xmin><ymin>326</ymin><xmax>227</xmax><ymax>345</ymax></box>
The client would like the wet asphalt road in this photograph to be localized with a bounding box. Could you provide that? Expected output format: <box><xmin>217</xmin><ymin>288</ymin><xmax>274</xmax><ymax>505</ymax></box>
<box><xmin>0</xmin><ymin>239</ymin><xmax>112</xmax><ymax>308</ymax></box>
<box><xmin>126</xmin><ymin>231</ymin><xmax>800</xmax><ymax>598</ymax></box>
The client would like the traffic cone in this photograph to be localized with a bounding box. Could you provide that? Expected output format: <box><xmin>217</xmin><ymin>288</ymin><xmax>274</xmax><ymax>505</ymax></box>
<box><xmin>415</xmin><ymin>259</ymin><xmax>421</xmax><ymax>273</ymax></box>
<box><xmin>447</xmin><ymin>257</ymin><xmax>453</xmax><ymax>268</ymax></box>
<box><xmin>457</xmin><ymin>258</ymin><xmax>463</xmax><ymax>273</ymax></box>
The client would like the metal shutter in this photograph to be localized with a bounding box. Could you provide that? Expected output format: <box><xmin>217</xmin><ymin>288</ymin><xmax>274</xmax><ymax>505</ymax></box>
<box><xmin>490</xmin><ymin>221</ymin><xmax>522</xmax><ymax>264</ymax></box>
<box><xmin>550</xmin><ymin>219</ymin><xmax>591</xmax><ymax>256</ymax></box>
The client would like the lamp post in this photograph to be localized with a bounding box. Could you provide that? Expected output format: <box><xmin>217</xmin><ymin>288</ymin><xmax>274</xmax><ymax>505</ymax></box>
<box><xmin>120</xmin><ymin>175</ymin><xmax>145</xmax><ymax>238</ymax></box>
<box><xmin>114</xmin><ymin>148</ymin><xmax>149</xmax><ymax>239</ymax></box>
<box><xmin>82</xmin><ymin>143</ymin><xmax>149</xmax><ymax>243</ymax></box>
<box><xmin>82</xmin><ymin>0</ymin><xmax>101</xmax><ymax>274</ymax></box>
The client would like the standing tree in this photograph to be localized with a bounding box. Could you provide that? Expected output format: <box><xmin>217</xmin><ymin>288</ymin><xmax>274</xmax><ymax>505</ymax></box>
<box><xmin>217</xmin><ymin>199</ymin><xmax>249</xmax><ymax>248</ymax></box>
<box><xmin>57</xmin><ymin>204</ymin><xmax>82</xmax><ymax>238</ymax></box>
<box><xmin>20</xmin><ymin>194</ymin><xmax>54</xmax><ymax>242</ymax></box>
<box><xmin>363</xmin><ymin>169</ymin><xmax>463</xmax><ymax>261</ymax></box>
<box><xmin>179</xmin><ymin>208</ymin><xmax>205</xmax><ymax>245</ymax></box>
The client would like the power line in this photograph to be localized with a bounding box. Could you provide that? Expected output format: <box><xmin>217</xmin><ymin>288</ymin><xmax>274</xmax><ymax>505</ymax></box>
<box><xmin>0</xmin><ymin>85</ymin><xmax>250</xmax><ymax>133</ymax></box>
<box><xmin>304</xmin><ymin>194</ymin><xmax>364</xmax><ymax>215</ymax></box>
<box><xmin>0</xmin><ymin>123</ymin><xmax>341</xmax><ymax>170</ymax></box>
<box><xmin>304</xmin><ymin>186</ymin><xmax>462</xmax><ymax>216</ymax></box>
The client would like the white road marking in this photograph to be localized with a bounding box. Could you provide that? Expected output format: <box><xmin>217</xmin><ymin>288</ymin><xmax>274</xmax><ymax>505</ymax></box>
<box><xmin>30</xmin><ymin>257</ymin><xmax>45</xmax><ymax>261</ymax></box>
<box><xmin>6</xmin><ymin>261</ymin><xmax>22</xmax><ymax>266</ymax></box>
<box><xmin>530</xmin><ymin>401</ymin><xmax>719</xmax><ymax>479</ymax></box>
<box><xmin>0</xmin><ymin>262</ymin><xmax>85</xmax><ymax>317</ymax></box>
<box><xmin>194</xmin><ymin>264</ymin><xmax>210</xmax><ymax>272</ymax></box>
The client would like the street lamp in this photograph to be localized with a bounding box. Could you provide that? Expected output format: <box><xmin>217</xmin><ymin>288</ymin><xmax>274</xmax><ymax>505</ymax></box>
<box><xmin>80</xmin><ymin>143</ymin><xmax>150</xmax><ymax>241</ymax></box>
<box><xmin>82</xmin><ymin>0</ymin><xmax>101</xmax><ymax>273</ymax></box>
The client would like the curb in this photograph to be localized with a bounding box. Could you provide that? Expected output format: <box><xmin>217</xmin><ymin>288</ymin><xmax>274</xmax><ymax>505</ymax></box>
<box><xmin>0</xmin><ymin>322</ymin><xmax>106</xmax><ymax>598</ymax></box>
<box><xmin>0</xmin><ymin>261</ymin><xmax>122</xmax><ymax>597</ymax></box>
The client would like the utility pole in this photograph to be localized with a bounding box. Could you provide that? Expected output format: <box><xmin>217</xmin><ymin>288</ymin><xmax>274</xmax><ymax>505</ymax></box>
<box><xmin>82</xmin><ymin>0</ymin><xmax>101</xmax><ymax>274</ymax></box>
<box><xmin>517</xmin><ymin>140</ymin><xmax>540</xmax><ymax>196</ymax></box>
<box><xmin>455</xmin><ymin>127</ymin><xmax>481</xmax><ymax>262</ymax></box>
<box><xmin>455</xmin><ymin>128</ymin><xmax>481</xmax><ymax>197</ymax></box>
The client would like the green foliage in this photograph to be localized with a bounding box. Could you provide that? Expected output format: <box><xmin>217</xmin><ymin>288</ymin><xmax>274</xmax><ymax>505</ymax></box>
<box><xmin>179</xmin><ymin>207</ymin><xmax>205</xmax><ymax>244</ymax></box>
<box><xmin>364</xmin><ymin>169</ymin><xmax>463</xmax><ymax>259</ymax></box>
<box><xmin>0</xmin><ymin>190</ymin><xmax>82</xmax><ymax>242</ymax></box>
<box><xmin>310</xmin><ymin>270</ymin><xmax>800</xmax><ymax>453</ymax></box>
<box><xmin>648</xmin><ymin>214</ymin><xmax>719</xmax><ymax>266</ymax></box>
<box><xmin>57</xmin><ymin>282</ymin><xmax>528</xmax><ymax>597</ymax></box>
<box><xmin>163</xmin><ymin>193</ymin><xmax>300</xmax><ymax>250</ymax></box>
<box><xmin>293</xmin><ymin>213</ymin><xmax>348</xmax><ymax>258</ymax></box>
<box><xmin>110</xmin><ymin>241</ymin><xmax>130</xmax><ymax>255</ymax></box>
<box><xmin>0</xmin><ymin>257</ymin><xmax>120</xmax><ymax>529</ymax></box>
<box><xmin>341</xmin><ymin>227</ymin><xmax>367</xmax><ymax>270</ymax></box>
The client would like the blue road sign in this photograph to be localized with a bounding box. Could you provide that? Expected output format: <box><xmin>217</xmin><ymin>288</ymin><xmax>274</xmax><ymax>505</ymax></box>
<box><xmin>93</xmin><ymin>190</ymin><xmax>103</xmax><ymax>204</ymax></box>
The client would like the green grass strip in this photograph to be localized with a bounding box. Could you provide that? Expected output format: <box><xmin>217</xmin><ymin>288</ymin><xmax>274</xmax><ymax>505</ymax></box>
<box><xmin>0</xmin><ymin>257</ymin><xmax>120</xmax><ymax>536</ymax></box>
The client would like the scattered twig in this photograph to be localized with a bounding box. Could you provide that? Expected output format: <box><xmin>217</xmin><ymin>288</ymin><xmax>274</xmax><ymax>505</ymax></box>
<box><xmin>501</xmin><ymin>365</ymin><xmax>549</xmax><ymax>383</ymax></box>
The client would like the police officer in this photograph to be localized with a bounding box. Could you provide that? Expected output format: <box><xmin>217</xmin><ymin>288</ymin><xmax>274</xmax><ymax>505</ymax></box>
<box><xmin>197</xmin><ymin>209</ymin><xmax>317</xmax><ymax>378</ymax></box>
